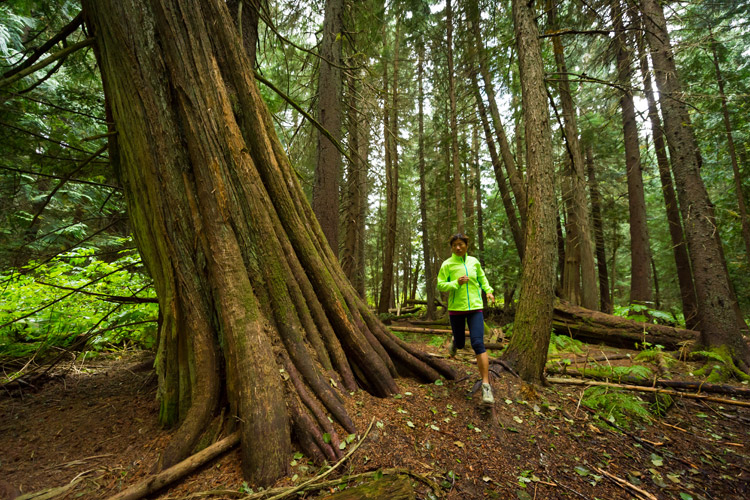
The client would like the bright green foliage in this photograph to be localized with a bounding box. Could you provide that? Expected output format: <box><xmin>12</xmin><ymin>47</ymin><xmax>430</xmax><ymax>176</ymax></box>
<box><xmin>581</xmin><ymin>364</ymin><xmax>654</xmax><ymax>382</ymax></box>
<box><xmin>613</xmin><ymin>303</ymin><xmax>679</xmax><ymax>326</ymax></box>
<box><xmin>0</xmin><ymin>240</ymin><xmax>157</xmax><ymax>366</ymax></box>
<box><xmin>547</xmin><ymin>333</ymin><xmax>585</xmax><ymax>356</ymax></box>
<box><xmin>582</xmin><ymin>386</ymin><xmax>652</xmax><ymax>428</ymax></box>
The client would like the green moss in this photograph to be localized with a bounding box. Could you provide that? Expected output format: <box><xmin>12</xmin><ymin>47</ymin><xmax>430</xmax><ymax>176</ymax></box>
<box><xmin>691</xmin><ymin>345</ymin><xmax>750</xmax><ymax>382</ymax></box>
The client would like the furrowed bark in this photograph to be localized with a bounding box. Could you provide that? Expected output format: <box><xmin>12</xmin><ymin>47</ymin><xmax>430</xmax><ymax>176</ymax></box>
<box><xmin>85</xmin><ymin>0</ymin><xmax>455</xmax><ymax>487</ymax></box>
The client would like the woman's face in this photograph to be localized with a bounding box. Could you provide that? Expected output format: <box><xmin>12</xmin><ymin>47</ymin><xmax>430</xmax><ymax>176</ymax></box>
<box><xmin>451</xmin><ymin>238</ymin><xmax>467</xmax><ymax>257</ymax></box>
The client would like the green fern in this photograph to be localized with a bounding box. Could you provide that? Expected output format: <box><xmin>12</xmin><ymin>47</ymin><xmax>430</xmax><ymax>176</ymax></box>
<box><xmin>582</xmin><ymin>364</ymin><xmax>653</xmax><ymax>381</ymax></box>
<box><xmin>582</xmin><ymin>387</ymin><xmax>652</xmax><ymax>427</ymax></box>
<box><xmin>548</xmin><ymin>333</ymin><xmax>585</xmax><ymax>356</ymax></box>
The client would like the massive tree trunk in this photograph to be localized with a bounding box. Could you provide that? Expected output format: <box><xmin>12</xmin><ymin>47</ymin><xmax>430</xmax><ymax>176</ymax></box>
<box><xmin>83</xmin><ymin>0</ymin><xmax>454</xmax><ymax>485</ymax></box>
<box><xmin>639</xmin><ymin>0</ymin><xmax>750</xmax><ymax>370</ymax></box>
<box><xmin>446</xmin><ymin>0</ymin><xmax>464</xmax><ymax>234</ymax></box>
<box><xmin>546</xmin><ymin>1</ymin><xmax>597</xmax><ymax>311</ymax></box>
<box><xmin>634</xmin><ymin>17</ymin><xmax>698</xmax><ymax>330</ymax></box>
<box><xmin>586</xmin><ymin>145</ymin><xmax>612</xmax><ymax>314</ymax></box>
<box><xmin>312</xmin><ymin>0</ymin><xmax>344</xmax><ymax>251</ymax></box>
<box><xmin>611</xmin><ymin>0</ymin><xmax>653</xmax><ymax>307</ymax></box>
<box><xmin>502</xmin><ymin>0</ymin><xmax>558</xmax><ymax>384</ymax></box>
<box><xmin>417</xmin><ymin>37</ymin><xmax>436</xmax><ymax>320</ymax></box>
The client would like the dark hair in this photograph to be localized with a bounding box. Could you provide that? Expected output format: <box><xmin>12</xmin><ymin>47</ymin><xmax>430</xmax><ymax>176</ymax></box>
<box><xmin>449</xmin><ymin>233</ymin><xmax>469</xmax><ymax>245</ymax></box>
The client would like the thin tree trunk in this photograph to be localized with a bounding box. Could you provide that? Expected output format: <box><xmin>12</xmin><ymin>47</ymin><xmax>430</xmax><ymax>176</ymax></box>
<box><xmin>378</xmin><ymin>18</ymin><xmax>399</xmax><ymax>314</ymax></box>
<box><xmin>710</xmin><ymin>35</ymin><xmax>750</xmax><ymax>269</ymax></box>
<box><xmin>586</xmin><ymin>145</ymin><xmax>612</xmax><ymax>314</ymax></box>
<box><xmin>312</xmin><ymin>0</ymin><xmax>343</xmax><ymax>251</ymax></box>
<box><xmin>546</xmin><ymin>1</ymin><xmax>597</xmax><ymax>310</ymax></box>
<box><xmin>446</xmin><ymin>0</ymin><xmax>463</xmax><ymax>233</ymax></box>
<box><xmin>612</xmin><ymin>0</ymin><xmax>653</xmax><ymax>307</ymax></box>
<box><xmin>469</xmin><ymin>0</ymin><xmax>527</xmax><ymax>226</ymax></box>
<box><xmin>474</xmin><ymin>125</ymin><xmax>485</xmax><ymax>268</ymax></box>
<box><xmin>341</xmin><ymin>71</ymin><xmax>366</xmax><ymax>296</ymax></box>
<box><xmin>417</xmin><ymin>38</ymin><xmax>436</xmax><ymax>320</ymax></box>
<box><xmin>640</xmin><ymin>0</ymin><xmax>750</xmax><ymax>370</ymax></box>
<box><xmin>471</xmin><ymin>70</ymin><xmax>525</xmax><ymax>259</ymax></box>
<box><xmin>634</xmin><ymin>18</ymin><xmax>698</xmax><ymax>329</ymax></box>
<box><xmin>502</xmin><ymin>0</ymin><xmax>558</xmax><ymax>384</ymax></box>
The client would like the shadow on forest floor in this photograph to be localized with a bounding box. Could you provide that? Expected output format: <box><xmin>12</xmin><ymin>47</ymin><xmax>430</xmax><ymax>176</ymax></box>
<box><xmin>1</xmin><ymin>331</ymin><xmax>749</xmax><ymax>500</ymax></box>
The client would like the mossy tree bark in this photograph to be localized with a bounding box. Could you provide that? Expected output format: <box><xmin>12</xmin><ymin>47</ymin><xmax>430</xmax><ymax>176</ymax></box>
<box><xmin>83</xmin><ymin>0</ymin><xmax>454</xmax><ymax>485</ymax></box>
<box><xmin>633</xmin><ymin>16</ymin><xmax>698</xmax><ymax>330</ymax></box>
<box><xmin>502</xmin><ymin>0</ymin><xmax>558</xmax><ymax>384</ymax></box>
<box><xmin>639</xmin><ymin>0</ymin><xmax>750</xmax><ymax>371</ymax></box>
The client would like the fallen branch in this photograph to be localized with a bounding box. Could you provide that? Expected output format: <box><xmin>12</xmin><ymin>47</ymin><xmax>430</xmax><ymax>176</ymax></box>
<box><xmin>389</xmin><ymin>326</ymin><xmax>452</xmax><ymax>335</ymax></box>
<box><xmin>548</xmin><ymin>377</ymin><xmax>750</xmax><ymax>407</ymax></box>
<box><xmin>107</xmin><ymin>432</ymin><xmax>241</xmax><ymax>500</ymax></box>
<box><xmin>261</xmin><ymin>419</ymin><xmax>376</xmax><ymax>500</ymax></box>
<box><xmin>546</xmin><ymin>366</ymin><xmax>750</xmax><ymax>397</ymax></box>
<box><xmin>593</xmin><ymin>466</ymin><xmax>657</xmax><ymax>500</ymax></box>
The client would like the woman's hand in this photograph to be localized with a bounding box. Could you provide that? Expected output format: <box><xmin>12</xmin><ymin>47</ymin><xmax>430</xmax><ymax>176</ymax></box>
<box><xmin>458</xmin><ymin>275</ymin><xmax>469</xmax><ymax>285</ymax></box>
<box><xmin>486</xmin><ymin>293</ymin><xmax>495</xmax><ymax>303</ymax></box>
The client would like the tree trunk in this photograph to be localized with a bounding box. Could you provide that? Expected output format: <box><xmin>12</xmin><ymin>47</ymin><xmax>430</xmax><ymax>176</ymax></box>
<box><xmin>378</xmin><ymin>17</ymin><xmax>400</xmax><ymax>314</ymax></box>
<box><xmin>417</xmin><ymin>38</ymin><xmax>436</xmax><ymax>320</ymax></box>
<box><xmin>474</xmin><ymin>125</ymin><xmax>485</xmax><ymax>269</ymax></box>
<box><xmin>710</xmin><ymin>35</ymin><xmax>750</xmax><ymax>270</ymax></box>
<box><xmin>341</xmin><ymin>70</ymin><xmax>368</xmax><ymax>297</ymax></box>
<box><xmin>471</xmin><ymin>70</ymin><xmax>525</xmax><ymax>260</ymax></box>
<box><xmin>446</xmin><ymin>0</ymin><xmax>463</xmax><ymax>234</ymax></box>
<box><xmin>546</xmin><ymin>1</ymin><xmax>598</xmax><ymax>310</ymax></box>
<box><xmin>469</xmin><ymin>0</ymin><xmax>527</xmax><ymax>227</ymax></box>
<box><xmin>502</xmin><ymin>0</ymin><xmax>558</xmax><ymax>384</ymax></box>
<box><xmin>634</xmin><ymin>18</ymin><xmax>698</xmax><ymax>330</ymax></box>
<box><xmin>611</xmin><ymin>0</ymin><xmax>653</xmax><ymax>307</ymax></box>
<box><xmin>639</xmin><ymin>0</ymin><xmax>750</xmax><ymax>370</ymax></box>
<box><xmin>83</xmin><ymin>0</ymin><xmax>454</xmax><ymax>485</ymax></box>
<box><xmin>226</xmin><ymin>0</ymin><xmax>260</xmax><ymax>67</ymax></box>
<box><xmin>586</xmin><ymin>145</ymin><xmax>612</xmax><ymax>314</ymax></box>
<box><xmin>312</xmin><ymin>0</ymin><xmax>343</xmax><ymax>251</ymax></box>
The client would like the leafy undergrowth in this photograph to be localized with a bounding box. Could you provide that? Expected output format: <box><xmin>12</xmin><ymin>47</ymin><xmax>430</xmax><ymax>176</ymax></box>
<box><xmin>1</xmin><ymin>332</ymin><xmax>749</xmax><ymax>500</ymax></box>
<box><xmin>0</xmin><ymin>242</ymin><xmax>157</xmax><ymax>383</ymax></box>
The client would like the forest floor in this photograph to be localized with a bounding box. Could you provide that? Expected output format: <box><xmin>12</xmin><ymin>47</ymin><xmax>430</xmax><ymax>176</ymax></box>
<box><xmin>2</xmin><ymin>324</ymin><xmax>749</xmax><ymax>500</ymax></box>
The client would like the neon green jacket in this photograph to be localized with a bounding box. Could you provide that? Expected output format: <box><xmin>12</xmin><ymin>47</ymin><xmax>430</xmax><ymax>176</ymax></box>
<box><xmin>437</xmin><ymin>254</ymin><xmax>494</xmax><ymax>311</ymax></box>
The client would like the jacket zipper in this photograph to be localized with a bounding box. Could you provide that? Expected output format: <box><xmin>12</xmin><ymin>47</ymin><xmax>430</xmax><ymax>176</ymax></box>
<box><xmin>462</xmin><ymin>257</ymin><xmax>470</xmax><ymax>307</ymax></box>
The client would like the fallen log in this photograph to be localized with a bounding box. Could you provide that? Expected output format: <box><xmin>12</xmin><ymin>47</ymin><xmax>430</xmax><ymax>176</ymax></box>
<box><xmin>546</xmin><ymin>377</ymin><xmax>750</xmax><ymax>407</ymax></box>
<box><xmin>553</xmin><ymin>299</ymin><xmax>698</xmax><ymax>350</ymax></box>
<box><xmin>107</xmin><ymin>432</ymin><xmax>240</xmax><ymax>500</ymax></box>
<box><xmin>546</xmin><ymin>366</ymin><xmax>750</xmax><ymax>397</ymax></box>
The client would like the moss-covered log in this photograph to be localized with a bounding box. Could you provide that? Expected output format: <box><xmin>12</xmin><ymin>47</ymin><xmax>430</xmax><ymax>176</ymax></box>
<box><xmin>553</xmin><ymin>299</ymin><xmax>699</xmax><ymax>349</ymax></box>
<box><xmin>82</xmin><ymin>0</ymin><xmax>454</xmax><ymax>485</ymax></box>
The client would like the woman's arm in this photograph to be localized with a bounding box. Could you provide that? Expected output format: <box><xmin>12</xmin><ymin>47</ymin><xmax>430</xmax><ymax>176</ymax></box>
<box><xmin>437</xmin><ymin>261</ymin><xmax>459</xmax><ymax>292</ymax></box>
